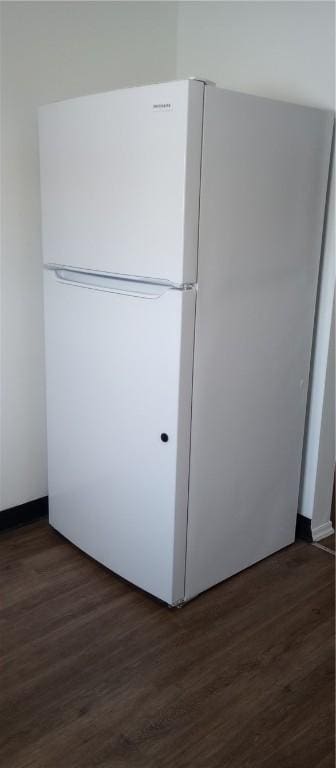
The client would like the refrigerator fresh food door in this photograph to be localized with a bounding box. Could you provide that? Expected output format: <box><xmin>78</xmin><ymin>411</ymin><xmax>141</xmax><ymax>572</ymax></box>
<box><xmin>43</xmin><ymin>269</ymin><xmax>195</xmax><ymax>605</ymax></box>
<box><xmin>39</xmin><ymin>80</ymin><xmax>204</xmax><ymax>284</ymax></box>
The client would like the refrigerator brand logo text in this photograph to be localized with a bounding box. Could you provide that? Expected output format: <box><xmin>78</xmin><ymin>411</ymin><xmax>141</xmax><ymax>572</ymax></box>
<box><xmin>153</xmin><ymin>103</ymin><xmax>172</xmax><ymax>111</ymax></box>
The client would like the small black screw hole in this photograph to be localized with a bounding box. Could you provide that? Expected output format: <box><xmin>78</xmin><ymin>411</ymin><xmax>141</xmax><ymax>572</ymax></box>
<box><xmin>161</xmin><ymin>433</ymin><xmax>169</xmax><ymax>443</ymax></box>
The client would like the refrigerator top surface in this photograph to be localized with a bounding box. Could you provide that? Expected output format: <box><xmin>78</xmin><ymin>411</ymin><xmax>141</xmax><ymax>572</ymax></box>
<box><xmin>38</xmin><ymin>78</ymin><xmax>213</xmax><ymax>109</ymax></box>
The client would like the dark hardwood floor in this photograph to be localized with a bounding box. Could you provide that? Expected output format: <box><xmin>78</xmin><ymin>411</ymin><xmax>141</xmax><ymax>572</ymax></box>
<box><xmin>320</xmin><ymin>535</ymin><xmax>335</xmax><ymax>552</ymax></box>
<box><xmin>1</xmin><ymin>520</ymin><xmax>334</xmax><ymax>768</ymax></box>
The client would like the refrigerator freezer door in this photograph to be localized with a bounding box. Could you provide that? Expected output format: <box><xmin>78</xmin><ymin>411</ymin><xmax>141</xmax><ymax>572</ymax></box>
<box><xmin>39</xmin><ymin>80</ymin><xmax>204</xmax><ymax>284</ymax></box>
<box><xmin>44</xmin><ymin>269</ymin><xmax>195</xmax><ymax>604</ymax></box>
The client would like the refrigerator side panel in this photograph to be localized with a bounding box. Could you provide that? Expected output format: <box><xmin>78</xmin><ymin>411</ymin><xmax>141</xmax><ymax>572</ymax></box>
<box><xmin>186</xmin><ymin>87</ymin><xmax>333</xmax><ymax>600</ymax></box>
<box><xmin>44</xmin><ymin>270</ymin><xmax>195</xmax><ymax>605</ymax></box>
<box><xmin>39</xmin><ymin>80</ymin><xmax>203</xmax><ymax>284</ymax></box>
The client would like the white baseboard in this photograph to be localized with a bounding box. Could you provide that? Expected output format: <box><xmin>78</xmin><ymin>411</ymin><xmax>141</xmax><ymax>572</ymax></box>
<box><xmin>311</xmin><ymin>521</ymin><xmax>335</xmax><ymax>542</ymax></box>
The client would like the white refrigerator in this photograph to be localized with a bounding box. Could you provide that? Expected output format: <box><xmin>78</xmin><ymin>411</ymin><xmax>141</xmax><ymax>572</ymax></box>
<box><xmin>39</xmin><ymin>79</ymin><xmax>333</xmax><ymax>605</ymax></box>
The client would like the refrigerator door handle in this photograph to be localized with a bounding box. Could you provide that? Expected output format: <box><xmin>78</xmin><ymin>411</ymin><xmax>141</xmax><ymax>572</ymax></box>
<box><xmin>51</xmin><ymin>267</ymin><xmax>172</xmax><ymax>300</ymax></box>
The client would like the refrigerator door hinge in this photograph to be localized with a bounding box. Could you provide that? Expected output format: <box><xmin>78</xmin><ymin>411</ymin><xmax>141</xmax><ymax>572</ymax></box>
<box><xmin>188</xmin><ymin>77</ymin><xmax>216</xmax><ymax>87</ymax></box>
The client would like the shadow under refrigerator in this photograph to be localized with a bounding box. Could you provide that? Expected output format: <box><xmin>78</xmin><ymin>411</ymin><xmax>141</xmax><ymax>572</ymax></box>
<box><xmin>39</xmin><ymin>79</ymin><xmax>333</xmax><ymax>605</ymax></box>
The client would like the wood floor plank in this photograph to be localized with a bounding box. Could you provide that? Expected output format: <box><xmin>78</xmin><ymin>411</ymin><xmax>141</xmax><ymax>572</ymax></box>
<box><xmin>320</xmin><ymin>535</ymin><xmax>335</xmax><ymax>551</ymax></box>
<box><xmin>1</xmin><ymin>520</ymin><xmax>334</xmax><ymax>768</ymax></box>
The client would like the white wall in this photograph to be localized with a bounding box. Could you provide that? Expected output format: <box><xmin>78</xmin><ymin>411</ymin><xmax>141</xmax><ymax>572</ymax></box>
<box><xmin>299</xmin><ymin>158</ymin><xmax>335</xmax><ymax>536</ymax></box>
<box><xmin>0</xmin><ymin>1</ymin><xmax>177</xmax><ymax>510</ymax></box>
<box><xmin>177</xmin><ymin>1</ymin><xmax>334</xmax><ymax>108</ymax></box>
<box><xmin>177</xmin><ymin>1</ymin><xmax>335</xmax><ymax>532</ymax></box>
<box><xmin>309</xmin><ymin>300</ymin><xmax>335</xmax><ymax>539</ymax></box>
